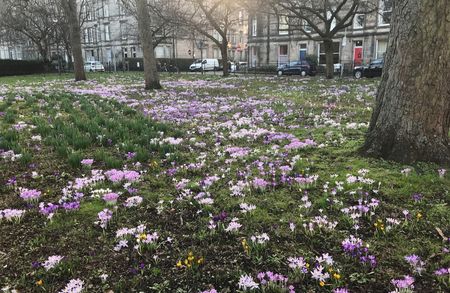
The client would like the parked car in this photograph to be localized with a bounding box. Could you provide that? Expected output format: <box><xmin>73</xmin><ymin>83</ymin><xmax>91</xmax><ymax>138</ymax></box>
<box><xmin>84</xmin><ymin>61</ymin><xmax>105</xmax><ymax>72</ymax></box>
<box><xmin>277</xmin><ymin>60</ymin><xmax>317</xmax><ymax>77</ymax></box>
<box><xmin>189</xmin><ymin>59</ymin><xmax>219</xmax><ymax>71</ymax></box>
<box><xmin>230</xmin><ymin>61</ymin><xmax>248</xmax><ymax>72</ymax></box>
<box><xmin>353</xmin><ymin>59</ymin><xmax>384</xmax><ymax>79</ymax></box>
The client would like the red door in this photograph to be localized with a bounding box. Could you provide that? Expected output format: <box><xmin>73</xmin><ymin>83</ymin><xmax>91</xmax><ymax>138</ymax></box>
<box><xmin>354</xmin><ymin>47</ymin><xmax>363</xmax><ymax>66</ymax></box>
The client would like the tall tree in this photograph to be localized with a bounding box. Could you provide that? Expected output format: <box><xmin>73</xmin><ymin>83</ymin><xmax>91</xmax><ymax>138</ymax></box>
<box><xmin>176</xmin><ymin>0</ymin><xmax>242</xmax><ymax>77</ymax></box>
<box><xmin>271</xmin><ymin>0</ymin><xmax>376</xmax><ymax>79</ymax></box>
<box><xmin>122</xmin><ymin>0</ymin><xmax>180</xmax><ymax>50</ymax></box>
<box><xmin>61</xmin><ymin>0</ymin><xmax>86</xmax><ymax>81</ymax></box>
<box><xmin>135</xmin><ymin>0</ymin><xmax>162</xmax><ymax>90</ymax></box>
<box><xmin>361</xmin><ymin>0</ymin><xmax>450</xmax><ymax>164</ymax></box>
<box><xmin>0</xmin><ymin>0</ymin><xmax>57</xmax><ymax>63</ymax></box>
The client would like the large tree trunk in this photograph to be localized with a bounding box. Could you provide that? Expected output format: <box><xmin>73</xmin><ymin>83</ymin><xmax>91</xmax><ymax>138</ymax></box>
<box><xmin>136</xmin><ymin>0</ymin><xmax>161</xmax><ymax>90</ymax></box>
<box><xmin>221</xmin><ymin>41</ymin><xmax>229</xmax><ymax>77</ymax></box>
<box><xmin>361</xmin><ymin>0</ymin><xmax>450</xmax><ymax>165</ymax></box>
<box><xmin>62</xmin><ymin>0</ymin><xmax>86</xmax><ymax>81</ymax></box>
<box><xmin>323</xmin><ymin>39</ymin><xmax>334</xmax><ymax>79</ymax></box>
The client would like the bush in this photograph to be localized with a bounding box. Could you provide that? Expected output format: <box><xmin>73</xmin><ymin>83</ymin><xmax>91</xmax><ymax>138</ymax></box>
<box><xmin>0</xmin><ymin>60</ymin><xmax>47</xmax><ymax>76</ymax></box>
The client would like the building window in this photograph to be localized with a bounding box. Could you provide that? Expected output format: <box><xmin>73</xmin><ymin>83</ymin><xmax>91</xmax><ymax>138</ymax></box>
<box><xmin>155</xmin><ymin>46</ymin><xmax>164</xmax><ymax>58</ymax></box>
<box><xmin>120</xmin><ymin>22</ymin><xmax>128</xmax><ymax>40</ymax></box>
<box><xmin>87</xmin><ymin>28</ymin><xmax>92</xmax><ymax>43</ymax></box>
<box><xmin>213</xmin><ymin>48</ymin><xmax>220</xmax><ymax>58</ymax></box>
<box><xmin>104</xmin><ymin>24</ymin><xmax>110</xmax><ymax>41</ymax></box>
<box><xmin>252</xmin><ymin>16</ymin><xmax>257</xmax><ymax>37</ymax></box>
<box><xmin>318</xmin><ymin>42</ymin><xmax>340</xmax><ymax>64</ymax></box>
<box><xmin>353</xmin><ymin>14</ymin><xmax>365</xmax><ymax>29</ymax></box>
<box><xmin>378</xmin><ymin>0</ymin><xmax>393</xmax><ymax>26</ymax></box>
<box><xmin>376</xmin><ymin>39</ymin><xmax>388</xmax><ymax>59</ymax></box>
<box><xmin>106</xmin><ymin>48</ymin><xmax>112</xmax><ymax>62</ymax></box>
<box><xmin>87</xmin><ymin>6</ymin><xmax>96</xmax><ymax>21</ymax></box>
<box><xmin>117</xmin><ymin>0</ymin><xmax>124</xmax><ymax>15</ymax></box>
<box><xmin>303</xmin><ymin>20</ymin><xmax>312</xmax><ymax>33</ymax></box>
<box><xmin>131</xmin><ymin>47</ymin><xmax>137</xmax><ymax>58</ymax></box>
<box><xmin>299</xmin><ymin>43</ymin><xmax>307</xmax><ymax>60</ymax></box>
<box><xmin>212</xmin><ymin>30</ymin><xmax>222</xmax><ymax>42</ymax></box>
<box><xmin>103</xmin><ymin>4</ymin><xmax>109</xmax><ymax>18</ymax></box>
<box><xmin>326</xmin><ymin>11</ymin><xmax>337</xmax><ymax>31</ymax></box>
<box><xmin>279</xmin><ymin>16</ymin><xmax>289</xmax><ymax>35</ymax></box>
<box><xmin>123</xmin><ymin>47</ymin><xmax>128</xmax><ymax>59</ymax></box>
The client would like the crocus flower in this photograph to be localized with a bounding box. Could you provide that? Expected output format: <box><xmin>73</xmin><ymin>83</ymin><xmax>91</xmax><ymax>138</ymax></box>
<box><xmin>59</xmin><ymin>279</ymin><xmax>84</xmax><ymax>293</ymax></box>
<box><xmin>80</xmin><ymin>159</ymin><xmax>94</xmax><ymax>166</ymax></box>
<box><xmin>42</xmin><ymin>255</ymin><xmax>64</xmax><ymax>271</ymax></box>
<box><xmin>238</xmin><ymin>274</ymin><xmax>259</xmax><ymax>290</ymax></box>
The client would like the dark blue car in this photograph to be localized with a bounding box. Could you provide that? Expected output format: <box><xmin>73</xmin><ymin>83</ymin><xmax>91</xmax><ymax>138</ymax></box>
<box><xmin>277</xmin><ymin>60</ymin><xmax>317</xmax><ymax>77</ymax></box>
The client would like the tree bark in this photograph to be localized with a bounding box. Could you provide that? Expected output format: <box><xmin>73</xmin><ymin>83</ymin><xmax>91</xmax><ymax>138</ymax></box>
<box><xmin>221</xmin><ymin>40</ymin><xmax>229</xmax><ymax>77</ymax></box>
<box><xmin>135</xmin><ymin>0</ymin><xmax>162</xmax><ymax>90</ymax></box>
<box><xmin>61</xmin><ymin>0</ymin><xmax>86</xmax><ymax>81</ymax></box>
<box><xmin>323</xmin><ymin>39</ymin><xmax>334</xmax><ymax>79</ymax></box>
<box><xmin>266</xmin><ymin>13</ymin><xmax>270</xmax><ymax>65</ymax></box>
<box><xmin>361</xmin><ymin>0</ymin><xmax>450</xmax><ymax>165</ymax></box>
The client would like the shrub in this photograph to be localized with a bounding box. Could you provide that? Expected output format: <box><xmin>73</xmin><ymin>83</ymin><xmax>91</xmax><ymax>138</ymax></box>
<box><xmin>0</xmin><ymin>60</ymin><xmax>47</xmax><ymax>76</ymax></box>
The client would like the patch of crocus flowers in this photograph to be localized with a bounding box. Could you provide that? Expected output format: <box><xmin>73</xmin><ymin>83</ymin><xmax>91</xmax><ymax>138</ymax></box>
<box><xmin>19</xmin><ymin>188</ymin><xmax>41</xmax><ymax>202</ymax></box>
<box><xmin>0</xmin><ymin>209</ymin><xmax>26</xmax><ymax>222</ymax></box>
<box><xmin>341</xmin><ymin>235</ymin><xmax>377</xmax><ymax>267</ymax></box>
<box><xmin>176</xmin><ymin>251</ymin><xmax>204</xmax><ymax>270</ymax></box>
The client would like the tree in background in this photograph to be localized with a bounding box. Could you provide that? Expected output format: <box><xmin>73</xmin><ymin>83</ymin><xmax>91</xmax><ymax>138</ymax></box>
<box><xmin>174</xmin><ymin>0</ymin><xmax>242</xmax><ymax>77</ymax></box>
<box><xmin>361</xmin><ymin>0</ymin><xmax>449</xmax><ymax>164</ymax></box>
<box><xmin>0</xmin><ymin>0</ymin><xmax>58</xmax><ymax>63</ymax></box>
<box><xmin>135</xmin><ymin>0</ymin><xmax>161</xmax><ymax>89</ymax></box>
<box><xmin>61</xmin><ymin>0</ymin><xmax>86</xmax><ymax>81</ymax></box>
<box><xmin>270</xmin><ymin>0</ymin><xmax>377</xmax><ymax>79</ymax></box>
<box><xmin>122</xmin><ymin>0</ymin><xmax>180</xmax><ymax>50</ymax></box>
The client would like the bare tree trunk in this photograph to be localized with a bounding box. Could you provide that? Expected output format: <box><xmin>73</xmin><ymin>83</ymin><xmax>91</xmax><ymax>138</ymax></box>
<box><xmin>361</xmin><ymin>0</ymin><xmax>450</xmax><ymax>165</ymax></box>
<box><xmin>61</xmin><ymin>0</ymin><xmax>86</xmax><ymax>81</ymax></box>
<box><xmin>221</xmin><ymin>41</ymin><xmax>229</xmax><ymax>77</ymax></box>
<box><xmin>135</xmin><ymin>0</ymin><xmax>161</xmax><ymax>90</ymax></box>
<box><xmin>266</xmin><ymin>13</ymin><xmax>270</xmax><ymax>65</ymax></box>
<box><xmin>323</xmin><ymin>39</ymin><xmax>334</xmax><ymax>79</ymax></box>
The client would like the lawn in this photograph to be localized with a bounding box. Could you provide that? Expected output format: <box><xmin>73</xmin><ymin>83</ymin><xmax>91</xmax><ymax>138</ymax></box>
<box><xmin>0</xmin><ymin>73</ymin><xmax>448</xmax><ymax>293</ymax></box>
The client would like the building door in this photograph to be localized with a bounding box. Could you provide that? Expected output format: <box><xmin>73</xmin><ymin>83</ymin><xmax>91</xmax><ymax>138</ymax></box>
<box><xmin>278</xmin><ymin>44</ymin><xmax>288</xmax><ymax>66</ymax></box>
<box><xmin>299</xmin><ymin>44</ymin><xmax>307</xmax><ymax>61</ymax></box>
<box><xmin>353</xmin><ymin>40</ymin><xmax>363</xmax><ymax>66</ymax></box>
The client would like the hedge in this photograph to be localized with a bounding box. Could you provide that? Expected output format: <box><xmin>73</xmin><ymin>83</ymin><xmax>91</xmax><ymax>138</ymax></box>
<box><xmin>0</xmin><ymin>59</ymin><xmax>47</xmax><ymax>76</ymax></box>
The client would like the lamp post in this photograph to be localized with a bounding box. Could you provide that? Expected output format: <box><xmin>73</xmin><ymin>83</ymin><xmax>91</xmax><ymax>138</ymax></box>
<box><xmin>340</xmin><ymin>28</ymin><xmax>348</xmax><ymax>78</ymax></box>
<box><xmin>52</xmin><ymin>19</ymin><xmax>61</xmax><ymax>75</ymax></box>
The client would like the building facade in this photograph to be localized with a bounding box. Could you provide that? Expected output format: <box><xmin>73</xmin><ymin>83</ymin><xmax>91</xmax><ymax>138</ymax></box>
<box><xmin>247</xmin><ymin>0</ymin><xmax>392</xmax><ymax>71</ymax></box>
<box><xmin>80</xmin><ymin>0</ymin><xmax>248</xmax><ymax>69</ymax></box>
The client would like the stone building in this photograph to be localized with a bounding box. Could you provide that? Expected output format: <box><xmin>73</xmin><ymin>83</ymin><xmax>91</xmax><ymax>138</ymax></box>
<box><xmin>80</xmin><ymin>0</ymin><xmax>249</xmax><ymax>69</ymax></box>
<box><xmin>247</xmin><ymin>0</ymin><xmax>392</xmax><ymax>71</ymax></box>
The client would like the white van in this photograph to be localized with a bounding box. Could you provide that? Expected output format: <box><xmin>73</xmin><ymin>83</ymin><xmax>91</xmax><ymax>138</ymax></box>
<box><xmin>189</xmin><ymin>59</ymin><xmax>219</xmax><ymax>72</ymax></box>
<box><xmin>84</xmin><ymin>61</ymin><xmax>105</xmax><ymax>72</ymax></box>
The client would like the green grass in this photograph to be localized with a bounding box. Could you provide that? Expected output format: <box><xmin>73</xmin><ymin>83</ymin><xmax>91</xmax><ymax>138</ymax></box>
<box><xmin>0</xmin><ymin>73</ymin><xmax>448</xmax><ymax>292</ymax></box>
